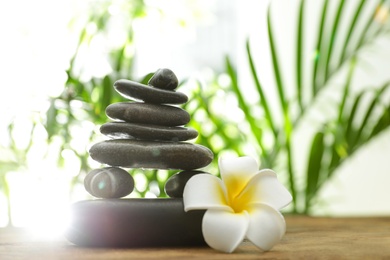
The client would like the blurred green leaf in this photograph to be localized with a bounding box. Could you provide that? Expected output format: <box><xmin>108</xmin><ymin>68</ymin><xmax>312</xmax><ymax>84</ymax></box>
<box><xmin>246</xmin><ymin>39</ymin><xmax>277</xmax><ymax>137</ymax></box>
<box><xmin>296</xmin><ymin>0</ymin><xmax>305</xmax><ymax>112</ymax></box>
<box><xmin>45</xmin><ymin>99</ymin><xmax>58</xmax><ymax>141</ymax></box>
<box><xmin>305</xmin><ymin>131</ymin><xmax>325</xmax><ymax>212</ymax></box>
<box><xmin>312</xmin><ymin>0</ymin><xmax>329</xmax><ymax>96</ymax></box>
<box><xmin>225</xmin><ymin>56</ymin><xmax>268</xmax><ymax>162</ymax></box>
<box><xmin>267</xmin><ymin>5</ymin><xmax>288</xmax><ymax>116</ymax></box>
<box><xmin>355</xmin><ymin>0</ymin><xmax>387</xmax><ymax>50</ymax></box>
<box><xmin>339</xmin><ymin>0</ymin><xmax>367</xmax><ymax>64</ymax></box>
<box><xmin>345</xmin><ymin>91</ymin><xmax>365</xmax><ymax>146</ymax></box>
<box><xmin>102</xmin><ymin>75</ymin><xmax>113</xmax><ymax>111</ymax></box>
<box><xmin>338</xmin><ymin>57</ymin><xmax>356</xmax><ymax>123</ymax></box>
<box><xmin>324</xmin><ymin>0</ymin><xmax>346</xmax><ymax>80</ymax></box>
<box><xmin>369</xmin><ymin>105</ymin><xmax>390</xmax><ymax>138</ymax></box>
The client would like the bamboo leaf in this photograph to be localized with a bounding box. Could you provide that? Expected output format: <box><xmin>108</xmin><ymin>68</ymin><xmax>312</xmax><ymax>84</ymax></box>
<box><xmin>225</xmin><ymin>56</ymin><xmax>268</xmax><ymax>161</ymax></box>
<box><xmin>352</xmin><ymin>83</ymin><xmax>390</xmax><ymax>147</ymax></box>
<box><xmin>285</xmin><ymin>136</ymin><xmax>297</xmax><ymax>213</ymax></box>
<box><xmin>369</xmin><ymin>106</ymin><xmax>390</xmax><ymax>138</ymax></box>
<box><xmin>267</xmin><ymin>5</ymin><xmax>288</xmax><ymax>116</ymax></box>
<box><xmin>353</xmin><ymin>0</ymin><xmax>386</xmax><ymax>58</ymax></box>
<box><xmin>328</xmin><ymin>145</ymin><xmax>341</xmax><ymax>175</ymax></box>
<box><xmin>338</xmin><ymin>57</ymin><xmax>357</xmax><ymax>123</ymax></box>
<box><xmin>345</xmin><ymin>91</ymin><xmax>366</xmax><ymax>146</ymax></box>
<box><xmin>296</xmin><ymin>0</ymin><xmax>305</xmax><ymax>112</ymax></box>
<box><xmin>114</xmin><ymin>46</ymin><xmax>126</xmax><ymax>72</ymax></box>
<box><xmin>246</xmin><ymin>39</ymin><xmax>277</xmax><ymax>137</ymax></box>
<box><xmin>324</xmin><ymin>0</ymin><xmax>346</xmax><ymax>80</ymax></box>
<box><xmin>194</xmin><ymin>81</ymin><xmax>244</xmax><ymax>155</ymax></box>
<box><xmin>338</xmin><ymin>0</ymin><xmax>367</xmax><ymax>65</ymax></box>
<box><xmin>305</xmin><ymin>131</ymin><xmax>325</xmax><ymax>212</ymax></box>
<box><xmin>312</xmin><ymin>0</ymin><xmax>330</xmax><ymax>96</ymax></box>
<box><xmin>140</xmin><ymin>72</ymin><xmax>154</xmax><ymax>85</ymax></box>
<box><xmin>45</xmin><ymin>99</ymin><xmax>58</xmax><ymax>141</ymax></box>
<box><xmin>268</xmin><ymin>4</ymin><xmax>296</xmax><ymax>210</ymax></box>
<box><xmin>101</xmin><ymin>75</ymin><xmax>113</xmax><ymax>118</ymax></box>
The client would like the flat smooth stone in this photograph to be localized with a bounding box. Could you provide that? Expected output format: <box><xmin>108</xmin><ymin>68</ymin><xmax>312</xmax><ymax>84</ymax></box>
<box><xmin>89</xmin><ymin>140</ymin><xmax>214</xmax><ymax>170</ymax></box>
<box><xmin>100</xmin><ymin>122</ymin><xmax>198</xmax><ymax>142</ymax></box>
<box><xmin>84</xmin><ymin>167</ymin><xmax>134</xmax><ymax>198</ymax></box>
<box><xmin>148</xmin><ymin>68</ymin><xmax>179</xmax><ymax>90</ymax></box>
<box><xmin>114</xmin><ymin>79</ymin><xmax>187</xmax><ymax>104</ymax></box>
<box><xmin>106</xmin><ymin>102</ymin><xmax>190</xmax><ymax>127</ymax></box>
<box><xmin>65</xmin><ymin>198</ymin><xmax>206</xmax><ymax>247</ymax></box>
<box><xmin>165</xmin><ymin>171</ymin><xmax>208</xmax><ymax>198</ymax></box>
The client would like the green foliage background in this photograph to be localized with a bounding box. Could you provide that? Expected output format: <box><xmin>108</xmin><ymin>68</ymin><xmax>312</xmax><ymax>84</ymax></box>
<box><xmin>1</xmin><ymin>0</ymin><xmax>390</xmax><ymax>225</ymax></box>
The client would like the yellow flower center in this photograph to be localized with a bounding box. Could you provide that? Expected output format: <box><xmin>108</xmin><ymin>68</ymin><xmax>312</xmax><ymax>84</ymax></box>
<box><xmin>228</xmin><ymin>187</ymin><xmax>254</xmax><ymax>214</ymax></box>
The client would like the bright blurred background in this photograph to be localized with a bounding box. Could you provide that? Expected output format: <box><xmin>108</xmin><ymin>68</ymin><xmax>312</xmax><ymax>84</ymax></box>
<box><xmin>1</xmin><ymin>0</ymin><xmax>390</xmax><ymax>238</ymax></box>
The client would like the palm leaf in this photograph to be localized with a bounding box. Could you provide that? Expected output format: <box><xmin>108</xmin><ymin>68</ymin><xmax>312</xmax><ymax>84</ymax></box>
<box><xmin>337</xmin><ymin>57</ymin><xmax>357</xmax><ymax>122</ymax></box>
<box><xmin>369</xmin><ymin>105</ymin><xmax>390</xmax><ymax>138</ymax></box>
<box><xmin>339</xmin><ymin>0</ymin><xmax>367</xmax><ymax>64</ymax></box>
<box><xmin>355</xmin><ymin>0</ymin><xmax>387</xmax><ymax>50</ymax></box>
<box><xmin>225</xmin><ymin>56</ymin><xmax>268</xmax><ymax>162</ymax></box>
<box><xmin>312</xmin><ymin>0</ymin><xmax>330</xmax><ymax>96</ymax></box>
<box><xmin>340</xmin><ymin>0</ymin><xmax>387</xmax><ymax>67</ymax></box>
<box><xmin>267</xmin><ymin>5</ymin><xmax>288</xmax><ymax>117</ymax></box>
<box><xmin>244</xmin><ymin>0</ymin><xmax>390</xmax><ymax>214</ymax></box>
<box><xmin>267</xmin><ymin>4</ymin><xmax>297</xmax><ymax>209</ymax></box>
<box><xmin>352</xmin><ymin>83</ymin><xmax>390</xmax><ymax>147</ymax></box>
<box><xmin>246</xmin><ymin>40</ymin><xmax>277</xmax><ymax>137</ymax></box>
<box><xmin>305</xmin><ymin>131</ymin><xmax>325</xmax><ymax>212</ymax></box>
<box><xmin>345</xmin><ymin>91</ymin><xmax>366</xmax><ymax>145</ymax></box>
<box><xmin>323</xmin><ymin>0</ymin><xmax>346</xmax><ymax>80</ymax></box>
<box><xmin>296</xmin><ymin>0</ymin><xmax>305</xmax><ymax>112</ymax></box>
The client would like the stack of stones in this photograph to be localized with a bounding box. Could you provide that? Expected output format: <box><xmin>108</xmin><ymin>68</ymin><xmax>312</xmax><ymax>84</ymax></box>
<box><xmin>84</xmin><ymin>68</ymin><xmax>213</xmax><ymax>199</ymax></box>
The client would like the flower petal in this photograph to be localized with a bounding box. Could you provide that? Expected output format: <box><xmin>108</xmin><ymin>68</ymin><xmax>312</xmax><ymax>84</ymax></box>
<box><xmin>219</xmin><ymin>156</ymin><xmax>259</xmax><ymax>201</ymax></box>
<box><xmin>246</xmin><ymin>203</ymin><xmax>286</xmax><ymax>251</ymax></box>
<box><xmin>202</xmin><ymin>209</ymin><xmax>249</xmax><ymax>253</ymax></box>
<box><xmin>238</xmin><ymin>169</ymin><xmax>292</xmax><ymax>210</ymax></box>
<box><xmin>183</xmin><ymin>174</ymin><xmax>231</xmax><ymax>212</ymax></box>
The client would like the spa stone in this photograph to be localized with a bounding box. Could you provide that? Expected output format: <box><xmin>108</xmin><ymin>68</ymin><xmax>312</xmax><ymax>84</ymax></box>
<box><xmin>148</xmin><ymin>68</ymin><xmax>179</xmax><ymax>90</ymax></box>
<box><xmin>106</xmin><ymin>102</ymin><xmax>190</xmax><ymax>127</ymax></box>
<box><xmin>100</xmin><ymin>122</ymin><xmax>198</xmax><ymax>142</ymax></box>
<box><xmin>65</xmin><ymin>198</ymin><xmax>206</xmax><ymax>247</ymax></box>
<box><xmin>165</xmin><ymin>170</ymin><xmax>208</xmax><ymax>198</ymax></box>
<box><xmin>89</xmin><ymin>139</ymin><xmax>213</xmax><ymax>170</ymax></box>
<box><xmin>84</xmin><ymin>167</ymin><xmax>134</xmax><ymax>198</ymax></box>
<box><xmin>114</xmin><ymin>79</ymin><xmax>188</xmax><ymax>104</ymax></box>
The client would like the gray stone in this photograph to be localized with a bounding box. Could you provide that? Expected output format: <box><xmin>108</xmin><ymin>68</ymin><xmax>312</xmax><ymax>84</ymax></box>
<box><xmin>89</xmin><ymin>140</ymin><xmax>214</xmax><ymax>170</ymax></box>
<box><xmin>106</xmin><ymin>102</ymin><xmax>190</xmax><ymax>127</ymax></box>
<box><xmin>165</xmin><ymin>170</ymin><xmax>208</xmax><ymax>198</ymax></box>
<box><xmin>148</xmin><ymin>68</ymin><xmax>178</xmax><ymax>90</ymax></box>
<box><xmin>100</xmin><ymin>122</ymin><xmax>198</xmax><ymax>142</ymax></box>
<box><xmin>65</xmin><ymin>198</ymin><xmax>206</xmax><ymax>247</ymax></box>
<box><xmin>84</xmin><ymin>167</ymin><xmax>134</xmax><ymax>198</ymax></box>
<box><xmin>114</xmin><ymin>79</ymin><xmax>188</xmax><ymax>104</ymax></box>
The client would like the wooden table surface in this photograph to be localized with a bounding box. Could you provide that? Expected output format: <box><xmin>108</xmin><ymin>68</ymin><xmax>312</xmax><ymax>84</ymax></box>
<box><xmin>1</xmin><ymin>216</ymin><xmax>389</xmax><ymax>259</ymax></box>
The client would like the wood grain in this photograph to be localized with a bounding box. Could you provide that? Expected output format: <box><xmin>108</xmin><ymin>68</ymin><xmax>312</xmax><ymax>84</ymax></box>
<box><xmin>1</xmin><ymin>216</ymin><xmax>389</xmax><ymax>259</ymax></box>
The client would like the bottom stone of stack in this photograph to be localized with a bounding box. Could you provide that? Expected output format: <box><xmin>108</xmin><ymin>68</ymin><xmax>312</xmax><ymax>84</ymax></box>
<box><xmin>65</xmin><ymin>198</ymin><xmax>206</xmax><ymax>247</ymax></box>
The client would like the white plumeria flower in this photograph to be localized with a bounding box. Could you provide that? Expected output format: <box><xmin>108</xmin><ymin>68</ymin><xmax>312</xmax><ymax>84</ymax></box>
<box><xmin>183</xmin><ymin>156</ymin><xmax>292</xmax><ymax>253</ymax></box>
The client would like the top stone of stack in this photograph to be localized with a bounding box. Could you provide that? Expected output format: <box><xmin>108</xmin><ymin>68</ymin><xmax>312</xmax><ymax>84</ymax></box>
<box><xmin>148</xmin><ymin>68</ymin><xmax>179</xmax><ymax>90</ymax></box>
<box><xmin>114</xmin><ymin>68</ymin><xmax>187</xmax><ymax>105</ymax></box>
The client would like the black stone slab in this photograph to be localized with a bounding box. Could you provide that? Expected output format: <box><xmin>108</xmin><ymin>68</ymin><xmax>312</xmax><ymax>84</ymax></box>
<box><xmin>114</xmin><ymin>79</ymin><xmax>187</xmax><ymax>104</ymax></box>
<box><xmin>106</xmin><ymin>102</ymin><xmax>190</xmax><ymax>127</ymax></box>
<box><xmin>89</xmin><ymin>140</ymin><xmax>214</xmax><ymax>170</ymax></box>
<box><xmin>100</xmin><ymin>122</ymin><xmax>198</xmax><ymax>142</ymax></box>
<box><xmin>65</xmin><ymin>198</ymin><xmax>206</xmax><ymax>247</ymax></box>
<box><xmin>148</xmin><ymin>68</ymin><xmax>179</xmax><ymax>90</ymax></box>
<box><xmin>165</xmin><ymin>170</ymin><xmax>208</xmax><ymax>198</ymax></box>
<box><xmin>84</xmin><ymin>167</ymin><xmax>134</xmax><ymax>198</ymax></box>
